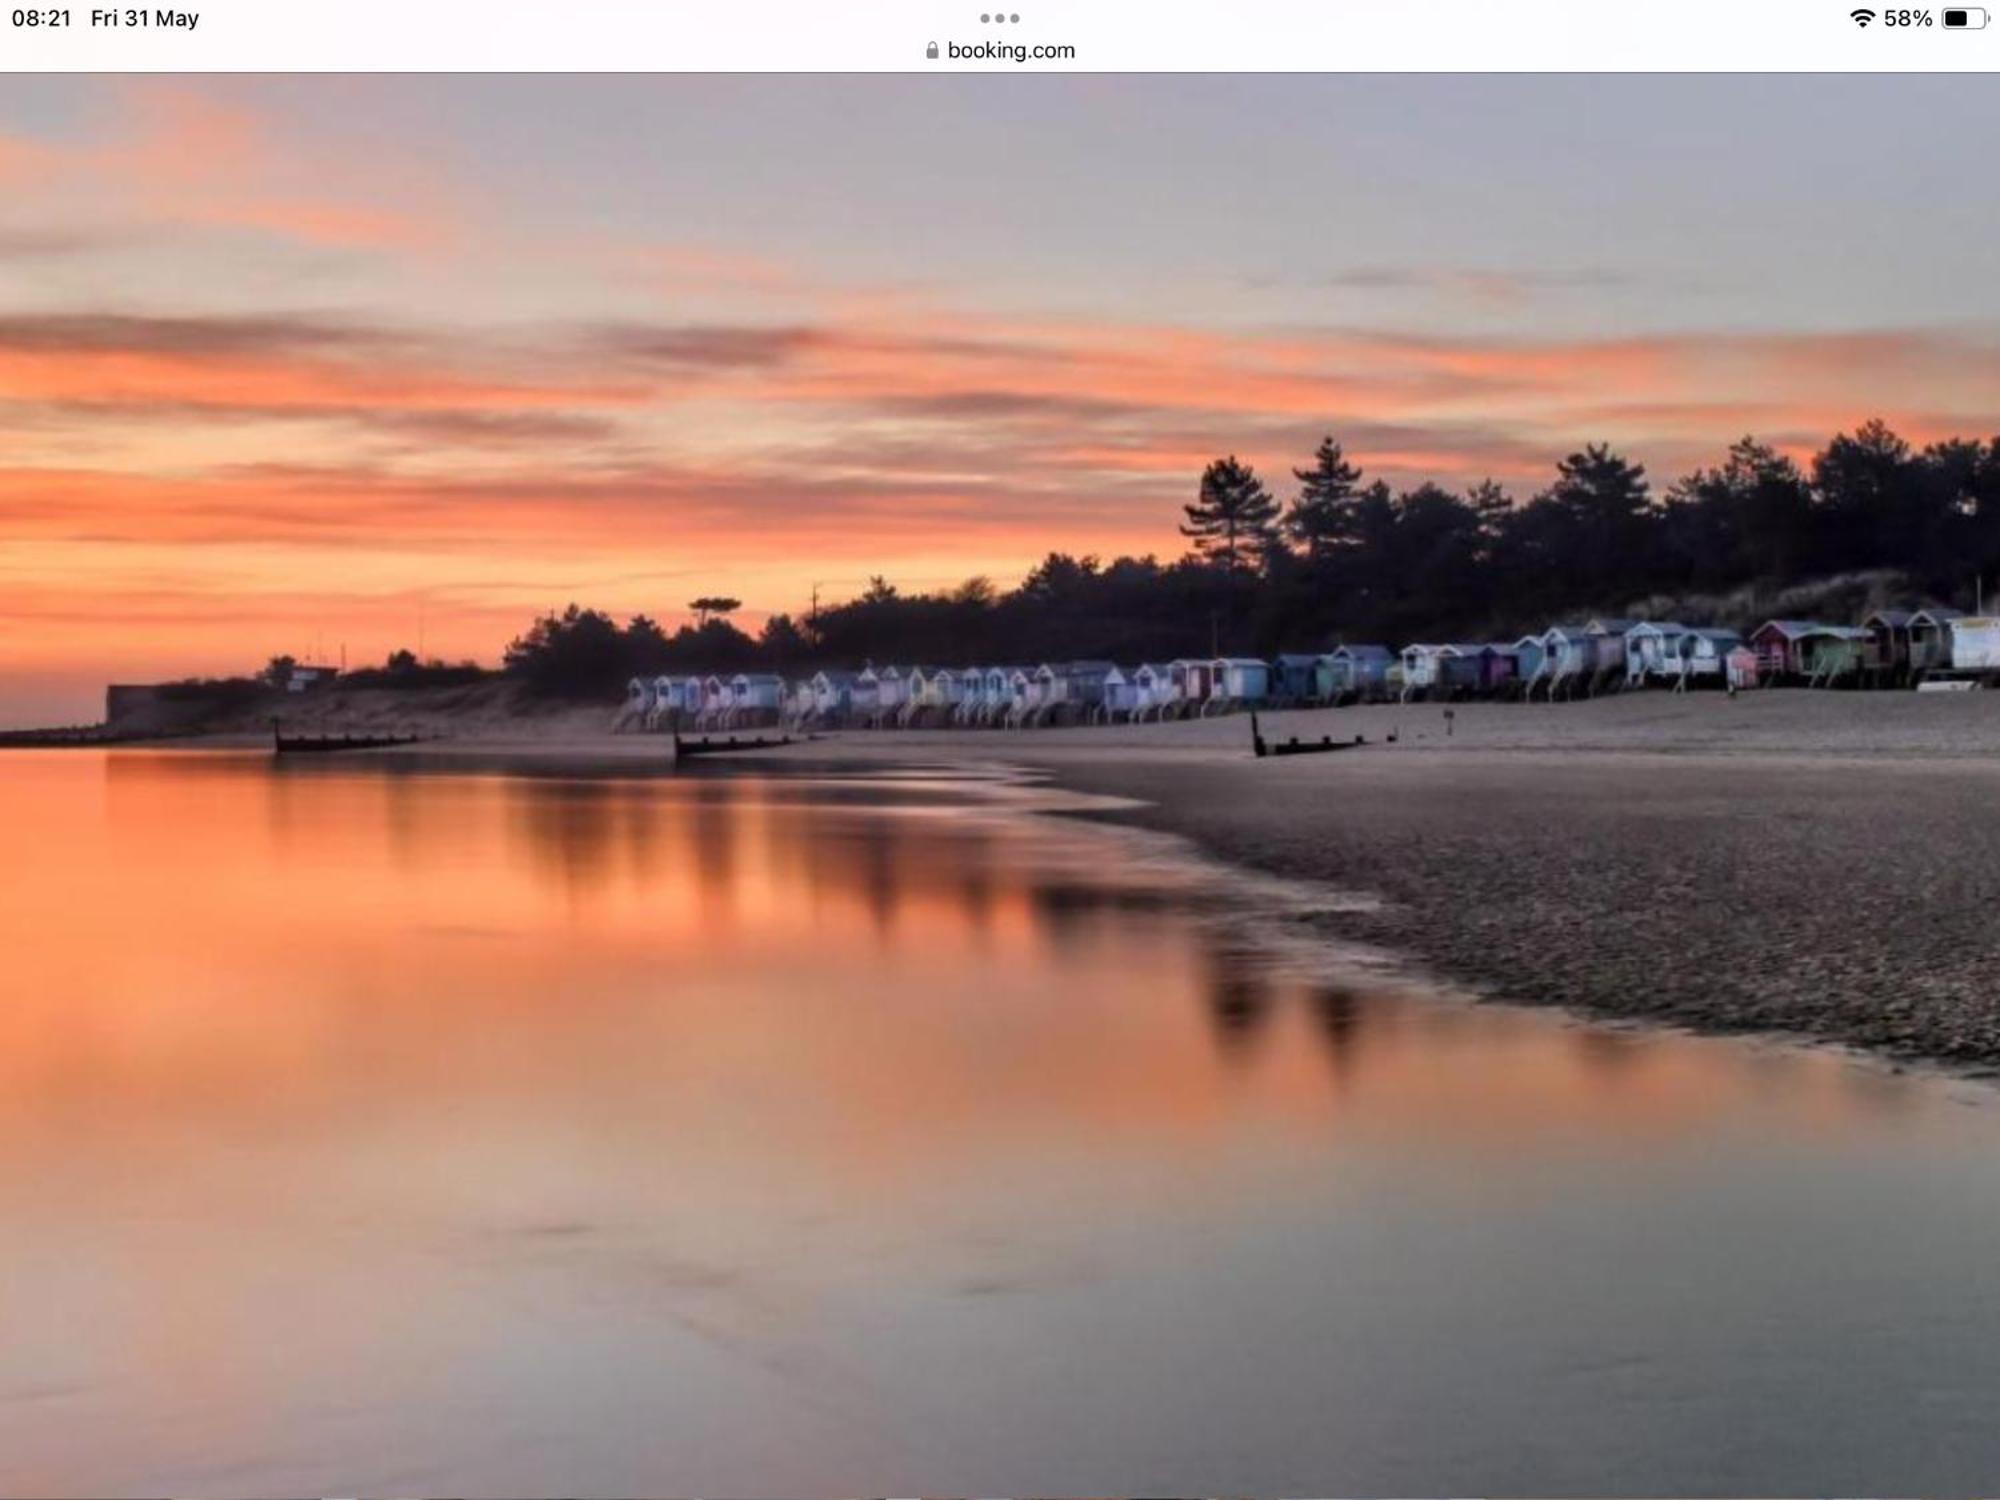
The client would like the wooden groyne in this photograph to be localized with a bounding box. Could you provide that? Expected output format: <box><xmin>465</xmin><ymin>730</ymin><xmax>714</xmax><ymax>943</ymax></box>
<box><xmin>673</xmin><ymin>731</ymin><xmax>800</xmax><ymax>760</ymax></box>
<box><xmin>0</xmin><ymin>724</ymin><xmax>174</xmax><ymax>748</ymax></box>
<box><xmin>1250</xmin><ymin>713</ymin><xmax>1367</xmax><ymax>759</ymax></box>
<box><xmin>271</xmin><ymin>726</ymin><xmax>430</xmax><ymax>755</ymax></box>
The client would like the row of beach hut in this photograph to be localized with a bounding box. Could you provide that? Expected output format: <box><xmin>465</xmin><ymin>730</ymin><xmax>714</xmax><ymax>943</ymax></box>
<box><xmin>618</xmin><ymin>657</ymin><xmax>1336</xmax><ymax>732</ymax></box>
<box><xmin>615</xmin><ymin>608</ymin><xmax>2000</xmax><ymax>731</ymax></box>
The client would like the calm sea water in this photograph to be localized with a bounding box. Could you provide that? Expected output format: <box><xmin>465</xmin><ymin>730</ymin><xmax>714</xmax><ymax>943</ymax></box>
<box><xmin>6</xmin><ymin>750</ymin><xmax>2000</xmax><ymax>1494</ymax></box>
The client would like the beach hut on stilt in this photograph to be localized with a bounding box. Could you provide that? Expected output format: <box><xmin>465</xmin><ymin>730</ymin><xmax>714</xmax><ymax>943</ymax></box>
<box><xmin>848</xmin><ymin>666</ymin><xmax>883</xmax><ymax>727</ymax></box>
<box><xmin>1269</xmin><ymin>654</ymin><xmax>1323</xmax><ymax>707</ymax></box>
<box><xmin>618</xmin><ymin>676</ymin><xmax>656</xmax><ymax>731</ymax></box>
<box><xmin>872</xmin><ymin>665</ymin><xmax>911</xmax><ymax>727</ymax></box>
<box><xmin>949</xmin><ymin>667</ymin><xmax>992</xmax><ymax>726</ymax></box>
<box><xmin>1170</xmin><ymin>659</ymin><xmax>1216</xmax><ymax>719</ymax></box>
<box><xmin>1802</xmin><ymin>627</ymin><xmax>1870</xmax><ymax>687</ymax></box>
<box><xmin>969</xmin><ymin>666</ymin><xmax>1009</xmax><ymax>725</ymax></box>
<box><xmin>1208</xmin><ymin>658</ymin><xmax>1271</xmax><ymax>716</ymax></box>
<box><xmin>1748</xmin><ymin>621</ymin><xmax>1868</xmax><ymax>687</ymax></box>
<box><xmin>902</xmin><ymin>666</ymin><xmax>949</xmax><ymax>726</ymax></box>
<box><xmin>727</xmin><ymin>673</ymin><xmax>784</xmax><ymax>727</ymax></box>
<box><xmin>1537</xmin><ymin>624</ymin><xmax>1593</xmax><ymax>700</ymax></box>
<box><xmin>649</xmin><ymin>674</ymin><xmax>685</xmax><ymax>729</ymax></box>
<box><xmin>1000</xmin><ymin>667</ymin><xmax>1036</xmax><ymax>727</ymax></box>
<box><xmin>1100</xmin><ymin>665</ymin><xmax>1139</xmax><ymax>722</ymax></box>
<box><xmin>1624</xmin><ymin>622</ymin><xmax>1691</xmax><ymax>687</ymax></box>
<box><xmin>1398</xmin><ymin>644</ymin><xmax>1446</xmax><ymax>702</ymax></box>
<box><xmin>1050</xmin><ymin>660</ymin><xmax>1116</xmax><ymax>725</ymax></box>
<box><xmin>782</xmin><ymin>676</ymin><xmax>816</xmax><ymax>727</ymax></box>
<box><xmin>1860</xmin><ymin>609</ymin><xmax>1914</xmax><ymax>686</ymax></box>
<box><xmin>809</xmin><ymin>668</ymin><xmax>858</xmax><ymax>726</ymax></box>
<box><xmin>1583</xmin><ymin>619</ymin><xmax>1638</xmax><ymax>694</ymax></box>
<box><xmin>1910</xmin><ymin>608</ymin><xmax>1965</xmax><ymax>680</ymax></box>
<box><xmin>1324</xmin><ymin>644</ymin><xmax>1393</xmax><ymax>704</ymax></box>
<box><xmin>710</xmin><ymin>674</ymin><xmax>740</xmax><ymax>728</ymax></box>
<box><xmin>1670</xmin><ymin>628</ymin><xmax>1743</xmax><ymax>690</ymax></box>
<box><xmin>1132</xmin><ymin>663</ymin><xmax>1176</xmax><ymax>720</ymax></box>
<box><xmin>1430</xmin><ymin>644</ymin><xmax>1488</xmax><ymax>700</ymax></box>
<box><xmin>1509</xmin><ymin>635</ymin><xmax>1546</xmax><ymax>698</ymax></box>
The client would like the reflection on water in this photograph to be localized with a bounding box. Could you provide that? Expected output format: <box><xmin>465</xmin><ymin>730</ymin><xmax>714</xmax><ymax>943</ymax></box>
<box><xmin>5</xmin><ymin>750</ymin><xmax>2000</xmax><ymax>1493</ymax></box>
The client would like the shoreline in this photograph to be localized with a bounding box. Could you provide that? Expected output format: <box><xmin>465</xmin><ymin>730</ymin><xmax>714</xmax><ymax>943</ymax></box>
<box><xmin>85</xmin><ymin>691</ymin><xmax>2000</xmax><ymax>1071</ymax></box>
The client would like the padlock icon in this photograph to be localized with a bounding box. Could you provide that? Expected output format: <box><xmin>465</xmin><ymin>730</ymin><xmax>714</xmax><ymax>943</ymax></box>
<box><xmin>926</xmin><ymin>40</ymin><xmax>939</xmax><ymax>58</ymax></box>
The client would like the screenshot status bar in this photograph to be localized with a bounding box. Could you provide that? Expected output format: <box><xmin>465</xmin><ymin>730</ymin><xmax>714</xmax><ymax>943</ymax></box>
<box><xmin>3</xmin><ymin>0</ymin><xmax>1998</xmax><ymax>70</ymax></box>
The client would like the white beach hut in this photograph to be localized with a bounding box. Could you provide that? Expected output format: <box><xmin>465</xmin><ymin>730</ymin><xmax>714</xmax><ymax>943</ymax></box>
<box><xmin>852</xmin><ymin>666</ymin><xmax>883</xmax><ymax>726</ymax></box>
<box><xmin>976</xmin><ymin>666</ymin><xmax>1013</xmax><ymax>725</ymax></box>
<box><xmin>1132</xmin><ymin>663</ymin><xmax>1176</xmax><ymax>720</ymax></box>
<box><xmin>1006</xmin><ymin>666</ymin><xmax>1040</xmax><ymax>727</ymax></box>
<box><xmin>1950</xmin><ymin>616</ymin><xmax>2000</xmax><ymax>675</ymax></box>
<box><xmin>728</xmin><ymin>672</ymin><xmax>784</xmax><ymax>726</ymax></box>
<box><xmin>699</xmin><ymin>674</ymin><xmax>731</xmax><ymax>728</ymax></box>
<box><xmin>649</xmin><ymin>673</ymin><xmax>684</xmax><ymax>728</ymax></box>
<box><xmin>810</xmin><ymin>669</ymin><xmax>857</xmax><ymax>725</ymax></box>
<box><xmin>874</xmin><ymin>665</ymin><xmax>910</xmax><ymax>725</ymax></box>
<box><xmin>949</xmin><ymin>667</ymin><xmax>987</xmax><ymax>726</ymax></box>
<box><xmin>1624</xmin><ymin>622</ymin><xmax>1691</xmax><ymax>685</ymax></box>
<box><xmin>1399</xmin><ymin>644</ymin><xmax>1446</xmax><ymax>700</ymax></box>
<box><xmin>1102</xmin><ymin>665</ymin><xmax>1139</xmax><ymax>722</ymax></box>
<box><xmin>1675</xmin><ymin>628</ymin><xmax>1743</xmax><ymax>687</ymax></box>
<box><xmin>783</xmin><ymin>675</ymin><xmax>816</xmax><ymax>725</ymax></box>
<box><xmin>619</xmin><ymin>676</ymin><xmax>656</xmax><ymax>731</ymax></box>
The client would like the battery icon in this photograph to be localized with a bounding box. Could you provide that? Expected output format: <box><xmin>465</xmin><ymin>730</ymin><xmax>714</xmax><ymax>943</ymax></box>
<box><xmin>1944</xmin><ymin>6</ymin><xmax>1988</xmax><ymax>24</ymax></box>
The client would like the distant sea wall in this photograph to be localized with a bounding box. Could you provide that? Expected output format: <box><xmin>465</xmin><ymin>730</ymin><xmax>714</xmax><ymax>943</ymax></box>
<box><xmin>103</xmin><ymin>683</ymin><xmax>251</xmax><ymax>736</ymax></box>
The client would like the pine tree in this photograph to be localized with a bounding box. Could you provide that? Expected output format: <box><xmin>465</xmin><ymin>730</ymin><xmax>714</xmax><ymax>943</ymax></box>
<box><xmin>1284</xmin><ymin>436</ymin><xmax>1365</xmax><ymax>561</ymax></box>
<box><xmin>1181</xmin><ymin>456</ymin><xmax>1279</xmax><ymax>574</ymax></box>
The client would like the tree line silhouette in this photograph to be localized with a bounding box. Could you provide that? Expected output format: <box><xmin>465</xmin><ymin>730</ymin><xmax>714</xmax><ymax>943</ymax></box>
<box><xmin>496</xmin><ymin>420</ymin><xmax>2000</xmax><ymax>697</ymax></box>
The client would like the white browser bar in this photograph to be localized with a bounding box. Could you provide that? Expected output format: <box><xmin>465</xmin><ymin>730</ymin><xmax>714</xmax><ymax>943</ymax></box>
<box><xmin>1</xmin><ymin>0</ymin><xmax>1992</xmax><ymax>71</ymax></box>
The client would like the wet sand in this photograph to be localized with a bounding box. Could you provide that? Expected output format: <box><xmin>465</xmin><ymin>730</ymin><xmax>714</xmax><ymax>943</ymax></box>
<box><xmin>767</xmin><ymin>694</ymin><xmax>2000</xmax><ymax>1065</ymax></box>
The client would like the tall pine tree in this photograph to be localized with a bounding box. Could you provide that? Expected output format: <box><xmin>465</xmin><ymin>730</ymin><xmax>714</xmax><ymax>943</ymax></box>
<box><xmin>1181</xmin><ymin>456</ymin><xmax>1280</xmax><ymax>574</ymax></box>
<box><xmin>1284</xmin><ymin>436</ymin><xmax>1365</xmax><ymax>561</ymax></box>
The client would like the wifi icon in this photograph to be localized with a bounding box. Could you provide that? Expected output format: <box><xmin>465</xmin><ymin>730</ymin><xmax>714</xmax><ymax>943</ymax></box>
<box><xmin>1851</xmin><ymin>6</ymin><xmax>1876</xmax><ymax>21</ymax></box>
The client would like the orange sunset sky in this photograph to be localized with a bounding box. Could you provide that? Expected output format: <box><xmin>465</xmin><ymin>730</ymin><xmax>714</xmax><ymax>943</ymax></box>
<box><xmin>4</xmin><ymin>73</ymin><xmax>2000</xmax><ymax>722</ymax></box>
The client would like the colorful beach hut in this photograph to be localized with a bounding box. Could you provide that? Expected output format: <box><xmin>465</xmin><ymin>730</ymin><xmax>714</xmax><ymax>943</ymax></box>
<box><xmin>1911</xmin><ymin>608</ymin><xmax>1966</xmax><ymax>674</ymax></box>
<box><xmin>1170</xmin><ymin>659</ymin><xmax>1216</xmax><ymax>718</ymax></box>
<box><xmin>1325</xmin><ymin>644</ymin><xmax>1394</xmax><ymax>703</ymax></box>
<box><xmin>1270</xmin><ymin>654</ymin><xmax>1323</xmax><ymax>706</ymax></box>
<box><xmin>1512</xmin><ymin>635</ymin><xmax>1546</xmax><ymax>691</ymax></box>
<box><xmin>1538</xmin><ymin>625</ymin><xmax>1594</xmax><ymax>698</ymax></box>
<box><xmin>1749</xmin><ymin>620</ymin><xmax>1837</xmax><ymax>679</ymax></box>
<box><xmin>1209</xmin><ymin>658</ymin><xmax>1271</xmax><ymax>714</ymax></box>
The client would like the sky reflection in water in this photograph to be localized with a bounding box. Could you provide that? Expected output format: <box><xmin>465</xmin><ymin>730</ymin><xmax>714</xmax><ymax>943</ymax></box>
<box><xmin>0</xmin><ymin>750</ymin><xmax>1996</xmax><ymax>1495</ymax></box>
